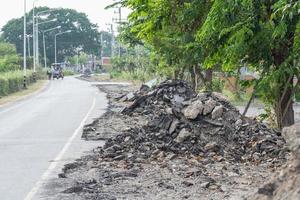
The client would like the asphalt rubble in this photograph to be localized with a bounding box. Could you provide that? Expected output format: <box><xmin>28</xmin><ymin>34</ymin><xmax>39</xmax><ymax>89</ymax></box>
<box><xmin>55</xmin><ymin>80</ymin><xmax>292</xmax><ymax>200</ymax></box>
<box><xmin>251</xmin><ymin>123</ymin><xmax>300</xmax><ymax>200</ymax></box>
<box><xmin>103</xmin><ymin>80</ymin><xmax>286</xmax><ymax>165</ymax></box>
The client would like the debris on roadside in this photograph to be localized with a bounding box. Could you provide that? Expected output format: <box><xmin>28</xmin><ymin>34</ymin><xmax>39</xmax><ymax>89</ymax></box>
<box><xmin>53</xmin><ymin>80</ymin><xmax>289</xmax><ymax>200</ymax></box>
<box><xmin>100</xmin><ymin>80</ymin><xmax>286</xmax><ymax>166</ymax></box>
<box><xmin>251</xmin><ymin>123</ymin><xmax>300</xmax><ymax>200</ymax></box>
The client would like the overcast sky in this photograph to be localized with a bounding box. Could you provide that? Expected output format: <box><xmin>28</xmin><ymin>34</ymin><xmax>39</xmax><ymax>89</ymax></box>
<box><xmin>0</xmin><ymin>0</ymin><xmax>130</xmax><ymax>31</ymax></box>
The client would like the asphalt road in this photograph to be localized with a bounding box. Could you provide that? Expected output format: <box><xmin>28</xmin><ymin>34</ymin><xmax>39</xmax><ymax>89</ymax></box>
<box><xmin>0</xmin><ymin>77</ymin><xmax>108</xmax><ymax>200</ymax></box>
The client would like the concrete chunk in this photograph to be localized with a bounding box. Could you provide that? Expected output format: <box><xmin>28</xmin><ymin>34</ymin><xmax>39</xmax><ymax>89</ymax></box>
<box><xmin>203</xmin><ymin>99</ymin><xmax>217</xmax><ymax>115</ymax></box>
<box><xmin>183</xmin><ymin>100</ymin><xmax>204</xmax><ymax>119</ymax></box>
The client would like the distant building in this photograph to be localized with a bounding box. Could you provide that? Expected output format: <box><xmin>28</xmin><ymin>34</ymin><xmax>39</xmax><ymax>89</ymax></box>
<box><xmin>239</xmin><ymin>65</ymin><xmax>260</xmax><ymax>80</ymax></box>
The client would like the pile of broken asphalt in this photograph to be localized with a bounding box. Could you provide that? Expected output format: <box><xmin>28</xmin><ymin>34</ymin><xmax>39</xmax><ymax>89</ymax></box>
<box><xmin>102</xmin><ymin>80</ymin><xmax>286</xmax><ymax>164</ymax></box>
<box><xmin>57</xmin><ymin>80</ymin><xmax>289</xmax><ymax>200</ymax></box>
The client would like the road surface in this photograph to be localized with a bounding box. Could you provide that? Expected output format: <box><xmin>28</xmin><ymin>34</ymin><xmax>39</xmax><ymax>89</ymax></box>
<box><xmin>237</xmin><ymin>104</ymin><xmax>300</xmax><ymax>123</ymax></box>
<box><xmin>0</xmin><ymin>77</ymin><xmax>108</xmax><ymax>200</ymax></box>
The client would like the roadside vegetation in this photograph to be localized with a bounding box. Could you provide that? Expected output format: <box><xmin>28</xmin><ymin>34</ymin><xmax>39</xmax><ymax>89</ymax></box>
<box><xmin>0</xmin><ymin>41</ymin><xmax>45</xmax><ymax>98</ymax></box>
<box><xmin>108</xmin><ymin>0</ymin><xmax>300</xmax><ymax>129</ymax></box>
<box><xmin>0</xmin><ymin>80</ymin><xmax>46</xmax><ymax>106</ymax></box>
<box><xmin>0</xmin><ymin>70</ymin><xmax>33</xmax><ymax>96</ymax></box>
<box><xmin>109</xmin><ymin>46</ymin><xmax>156</xmax><ymax>83</ymax></box>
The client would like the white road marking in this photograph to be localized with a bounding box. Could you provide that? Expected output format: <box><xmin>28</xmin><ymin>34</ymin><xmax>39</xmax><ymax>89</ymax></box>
<box><xmin>24</xmin><ymin>97</ymin><xmax>96</xmax><ymax>200</ymax></box>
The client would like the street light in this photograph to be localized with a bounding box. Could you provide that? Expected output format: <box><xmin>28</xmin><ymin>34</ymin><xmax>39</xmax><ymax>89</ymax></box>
<box><xmin>32</xmin><ymin>0</ymin><xmax>39</xmax><ymax>79</ymax></box>
<box><xmin>23</xmin><ymin>0</ymin><xmax>27</xmax><ymax>88</ymax></box>
<box><xmin>26</xmin><ymin>34</ymin><xmax>32</xmax><ymax>57</ymax></box>
<box><xmin>55</xmin><ymin>30</ymin><xmax>72</xmax><ymax>64</ymax></box>
<box><xmin>106</xmin><ymin>23</ymin><xmax>115</xmax><ymax>57</ymax></box>
<box><xmin>35</xmin><ymin>18</ymin><xmax>57</xmax><ymax>68</ymax></box>
<box><xmin>35</xmin><ymin>9</ymin><xmax>58</xmax><ymax>67</ymax></box>
<box><xmin>42</xmin><ymin>26</ymin><xmax>61</xmax><ymax>68</ymax></box>
<box><xmin>32</xmin><ymin>0</ymin><xmax>42</xmax><ymax>80</ymax></box>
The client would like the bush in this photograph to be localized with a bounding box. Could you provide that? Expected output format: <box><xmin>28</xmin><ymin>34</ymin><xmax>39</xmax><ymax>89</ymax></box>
<box><xmin>295</xmin><ymin>85</ymin><xmax>300</xmax><ymax>102</ymax></box>
<box><xmin>0</xmin><ymin>70</ymin><xmax>34</xmax><ymax>97</ymax></box>
<box><xmin>63</xmin><ymin>70</ymin><xmax>75</xmax><ymax>76</ymax></box>
<box><xmin>212</xmin><ymin>77</ymin><xmax>225</xmax><ymax>92</ymax></box>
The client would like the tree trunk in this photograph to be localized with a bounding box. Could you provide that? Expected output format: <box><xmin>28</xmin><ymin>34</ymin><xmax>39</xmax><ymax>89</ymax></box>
<box><xmin>178</xmin><ymin>67</ymin><xmax>185</xmax><ymax>80</ymax></box>
<box><xmin>193</xmin><ymin>65</ymin><xmax>198</xmax><ymax>90</ymax></box>
<box><xmin>243</xmin><ymin>89</ymin><xmax>255</xmax><ymax>117</ymax></box>
<box><xmin>275</xmin><ymin>76</ymin><xmax>295</xmax><ymax>129</ymax></box>
<box><xmin>234</xmin><ymin>69</ymin><xmax>242</xmax><ymax>100</ymax></box>
<box><xmin>174</xmin><ymin>69</ymin><xmax>180</xmax><ymax>80</ymax></box>
<box><xmin>205</xmin><ymin>69</ymin><xmax>213</xmax><ymax>91</ymax></box>
<box><xmin>190</xmin><ymin>66</ymin><xmax>196</xmax><ymax>91</ymax></box>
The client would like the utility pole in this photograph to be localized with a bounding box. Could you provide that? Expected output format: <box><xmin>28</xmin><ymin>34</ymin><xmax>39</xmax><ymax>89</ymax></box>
<box><xmin>23</xmin><ymin>0</ymin><xmax>27</xmax><ymax>88</ymax></box>
<box><xmin>113</xmin><ymin>3</ymin><xmax>127</xmax><ymax>57</ymax></box>
<box><xmin>116</xmin><ymin>7</ymin><xmax>122</xmax><ymax>57</ymax></box>
<box><xmin>111</xmin><ymin>24</ymin><xmax>115</xmax><ymax>58</ymax></box>
<box><xmin>118</xmin><ymin>7</ymin><xmax>122</xmax><ymax>57</ymax></box>
<box><xmin>32</xmin><ymin>0</ymin><xmax>41</xmax><ymax>79</ymax></box>
<box><xmin>43</xmin><ymin>31</ymin><xmax>46</xmax><ymax>68</ymax></box>
<box><xmin>100</xmin><ymin>32</ymin><xmax>103</xmax><ymax>64</ymax></box>
<box><xmin>106</xmin><ymin>23</ymin><xmax>115</xmax><ymax>58</ymax></box>
<box><xmin>77</xmin><ymin>49</ymin><xmax>79</xmax><ymax>71</ymax></box>
<box><xmin>36</xmin><ymin>20</ymin><xmax>39</xmax><ymax>67</ymax></box>
<box><xmin>26</xmin><ymin>35</ymin><xmax>31</xmax><ymax>57</ymax></box>
<box><xmin>32</xmin><ymin>0</ymin><xmax>37</xmax><ymax>79</ymax></box>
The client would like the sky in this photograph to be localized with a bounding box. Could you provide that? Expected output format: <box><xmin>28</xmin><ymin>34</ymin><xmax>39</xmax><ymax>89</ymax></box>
<box><xmin>0</xmin><ymin>0</ymin><xmax>130</xmax><ymax>31</ymax></box>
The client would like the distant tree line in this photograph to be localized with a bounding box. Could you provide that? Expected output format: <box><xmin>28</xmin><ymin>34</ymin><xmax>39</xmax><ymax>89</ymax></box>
<box><xmin>1</xmin><ymin>7</ymin><xmax>113</xmax><ymax>65</ymax></box>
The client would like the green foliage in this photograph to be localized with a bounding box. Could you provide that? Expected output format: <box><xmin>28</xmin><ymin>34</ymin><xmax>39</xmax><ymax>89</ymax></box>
<box><xmin>115</xmin><ymin>0</ymin><xmax>300</xmax><ymax>127</ymax></box>
<box><xmin>63</xmin><ymin>70</ymin><xmax>75</xmax><ymax>76</ymax></box>
<box><xmin>67</xmin><ymin>53</ymin><xmax>88</xmax><ymax>65</ymax></box>
<box><xmin>211</xmin><ymin>78</ymin><xmax>225</xmax><ymax>93</ymax></box>
<box><xmin>117</xmin><ymin>0</ymin><xmax>211</xmax><ymax>79</ymax></box>
<box><xmin>296</xmin><ymin>92</ymin><xmax>300</xmax><ymax>102</ymax></box>
<box><xmin>110</xmin><ymin>46</ymin><xmax>156</xmax><ymax>82</ymax></box>
<box><xmin>0</xmin><ymin>42</ymin><xmax>17</xmax><ymax>56</ymax></box>
<box><xmin>0</xmin><ymin>42</ymin><xmax>20</xmax><ymax>72</ymax></box>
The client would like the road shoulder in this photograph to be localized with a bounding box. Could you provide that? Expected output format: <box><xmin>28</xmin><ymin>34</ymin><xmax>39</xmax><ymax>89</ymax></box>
<box><xmin>0</xmin><ymin>80</ymin><xmax>49</xmax><ymax>108</ymax></box>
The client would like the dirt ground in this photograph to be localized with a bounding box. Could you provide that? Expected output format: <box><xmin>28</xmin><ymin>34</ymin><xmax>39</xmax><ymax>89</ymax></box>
<box><xmin>41</xmin><ymin>82</ymin><xmax>292</xmax><ymax>200</ymax></box>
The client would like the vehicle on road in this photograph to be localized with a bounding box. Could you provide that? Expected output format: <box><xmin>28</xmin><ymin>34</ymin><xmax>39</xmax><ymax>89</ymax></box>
<box><xmin>51</xmin><ymin>64</ymin><xmax>64</xmax><ymax>80</ymax></box>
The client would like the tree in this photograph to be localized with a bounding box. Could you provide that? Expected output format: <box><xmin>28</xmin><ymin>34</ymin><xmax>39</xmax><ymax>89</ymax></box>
<box><xmin>1</xmin><ymin>7</ymin><xmax>101</xmax><ymax>65</ymax></box>
<box><xmin>0</xmin><ymin>34</ymin><xmax>5</xmax><ymax>42</ymax></box>
<box><xmin>116</xmin><ymin>0</ymin><xmax>214</xmax><ymax>89</ymax></box>
<box><xmin>116</xmin><ymin>0</ymin><xmax>299</xmax><ymax>128</ymax></box>
<box><xmin>196</xmin><ymin>0</ymin><xmax>300</xmax><ymax>128</ymax></box>
<box><xmin>67</xmin><ymin>52</ymin><xmax>88</xmax><ymax>65</ymax></box>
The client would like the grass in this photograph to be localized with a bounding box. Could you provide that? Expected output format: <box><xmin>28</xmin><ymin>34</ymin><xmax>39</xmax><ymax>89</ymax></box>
<box><xmin>110</xmin><ymin>75</ymin><xmax>144</xmax><ymax>85</ymax></box>
<box><xmin>64</xmin><ymin>70</ymin><xmax>76</xmax><ymax>76</ymax></box>
<box><xmin>0</xmin><ymin>80</ymin><xmax>48</xmax><ymax>106</ymax></box>
<box><xmin>109</xmin><ymin>70</ymin><xmax>156</xmax><ymax>85</ymax></box>
<box><xmin>89</xmin><ymin>73</ymin><xmax>111</xmax><ymax>81</ymax></box>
